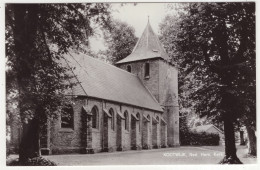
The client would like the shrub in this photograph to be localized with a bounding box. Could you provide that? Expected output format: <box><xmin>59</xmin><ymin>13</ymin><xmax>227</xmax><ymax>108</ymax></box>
<box><xmin>7</xmin><ymin>157</ymin><xmax>57</xmax><ymax>166</ymax></box>
<box><xmin>181</xmin><ymin>131</ymin><xmax>220</xmax><ymax>146</ymax></box>
<box><xmin>180</xmin><ymin>116</ymin><xmax>220</xmax><ymax>146</ymax></box>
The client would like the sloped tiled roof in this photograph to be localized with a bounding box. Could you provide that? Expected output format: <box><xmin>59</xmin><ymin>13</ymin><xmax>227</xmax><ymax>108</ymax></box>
<box><xmin>192</xmin><ymin>124</ymin><xmax>224</xmax><ymax>134</ymax></box>
<box><xmin>116</xmin><ymin>21</ymin><xmax>170</xmax><ymax>64</ymax></box>
<box><xmin>62</xmin><ymin>52</ymin><xmax>163</xmax><ymax>112</ymax></box>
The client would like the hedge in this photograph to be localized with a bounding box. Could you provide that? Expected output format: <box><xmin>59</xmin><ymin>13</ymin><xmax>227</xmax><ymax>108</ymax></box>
<box><xmin>180</xmin><ymin>116</ymin><xmax>220</xmax><ymax>146</ymax></box>
<box><xmin>181</xmin><ymin>131</ymin><xmax>220</xmax><ymax>146</ymax></box>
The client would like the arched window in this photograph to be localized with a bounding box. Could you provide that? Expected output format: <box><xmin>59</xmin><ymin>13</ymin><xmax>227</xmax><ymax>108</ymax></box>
<box><xmin>127</xmin><ymin>65</ymin><xmax>132</xmax><ymax>73</ymax></box>
<box><xmin>136</xmin><ymin>113</ymin><xmax>140</xmax><ymax>132</ymax></box>
<box><xmin>61</xmin><ymin>105</ymin><xmax>74</xmax><ymax>128</ymax></box>
<box><xmin>109</xmin><ymin>108</ymin><xmax>115</xmax><ymax>130</ymax></box>
<box><xmin>91</xmin><ymin>106</ymin><xmax>99</xmax><ymax>129</ymax></box>
<box><xmin>156</xmin><ymin>116</ymin><xmax>159</xmax><ymax>122</ymax></box>
<box><xmin>144</xmin><ymin>62</ymin><xmax>150</xmax><ymax>77</ymax></box>
<box><xmin>124</xmin><ymin>111</ymin><xmax>129</xmax><ymax>131</ymax></box>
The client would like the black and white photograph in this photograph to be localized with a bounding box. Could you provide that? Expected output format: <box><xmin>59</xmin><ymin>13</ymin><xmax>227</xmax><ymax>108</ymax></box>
<box><xmin>3</xmin><ymin>0</ymin><xmax>257</xmax><ymax>167</ymax></box>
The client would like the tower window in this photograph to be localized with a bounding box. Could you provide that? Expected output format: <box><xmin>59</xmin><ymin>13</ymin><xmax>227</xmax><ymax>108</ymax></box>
<box><xmin>144</xmin><ymin>63</ymin><xmax>150</xmax><ymax>78</ymax></box>
<box><xmin>127</xmin><ymin>65</ymin><xmax>132</xmax><ymax>73</ymax></box>
<box><xmin>61</xmin><ymin>105</ymin><xmax>74</xmax><ymax>129</ymax></box>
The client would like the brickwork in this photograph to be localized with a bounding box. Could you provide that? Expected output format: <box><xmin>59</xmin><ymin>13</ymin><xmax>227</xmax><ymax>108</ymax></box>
<box><xmin>142</xmin><ymin>116</ymin><xmax>151</xmax><ymax>149</ymax></box>
<box><xmin>119</xmin><ymin>60</ymin><xmax>160</xmax><ymax>101</ymax></box>
<box><xmin>152</xmin><ymin>121</ymin><xmax>158</xmax><ymax>148</ymax></box>
<box><xmin>116</xmin><ymin>115</ymin><xmax>123</xmax><ymax>151</ymax></box>
<box><xmin>160</xmin><ymin>122</ymin><xmax>167</xmax><ymax>148</ymax></box>
<box><xmin>37</xmin><ymin>97</ymin><xmax>165</xmax><ymax>154</ymax></box>
<box><xmin>49</xmin><ymin>99</ymin><xmax>83</xmax><ymax>154</ymax></box>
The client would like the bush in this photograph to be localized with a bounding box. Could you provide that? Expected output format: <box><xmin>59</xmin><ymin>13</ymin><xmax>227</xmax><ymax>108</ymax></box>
<box><xmin>181</xmin><ymin>131</ymin><xmax>220</xmax><ymax>146</ymax></box>
<box><xmin>7</xmin><ymin>157</ymin><xmax>57</xmax><ymax>166</ymax></box>
<box><xmin>180</xmin><ymin>116</ymin><xmax>220</xmax><ymax>146</ymax></box>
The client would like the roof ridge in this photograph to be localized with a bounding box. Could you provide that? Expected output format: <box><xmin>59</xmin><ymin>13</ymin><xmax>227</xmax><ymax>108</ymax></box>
<box><xmin>75</xmin><ymin>52</ymin><xmax>140</xmax><ymax>77</ymax></box>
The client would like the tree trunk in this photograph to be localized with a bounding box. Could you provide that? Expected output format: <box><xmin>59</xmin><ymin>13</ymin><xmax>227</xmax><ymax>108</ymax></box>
<box><xmin>246</xmin><ymin>125</ymin><xmax>256</xmax><ymax>156</ymax></box>
<box><xmin>19</xmin><ymin>118</ymin><xmax>40</xmax><ymax>162</ymax></box>
<box><xmin>12</xmin><ymin>4</ymin><xmax>40</xmax><ymax>162</ymax></box>
<box><xmin>219</xmin><ymin>93</ymin><xmax>242</xmax><ymax>164</ymax></box>
<box><xmin>240</xmin><ymin>131</ymin><xmax>245</xmax><ymax>145</ymax></box>
<box><xmin>219</xmin><ymin>114</ymin><xmax>242</xmax><ymax>164</ymax></box>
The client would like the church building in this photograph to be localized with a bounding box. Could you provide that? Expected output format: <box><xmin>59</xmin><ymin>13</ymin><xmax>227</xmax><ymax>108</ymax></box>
<box><xmin>12</xmin><ymin>21</ymin><xmax>179</xmax><ymax>155</ymax></box>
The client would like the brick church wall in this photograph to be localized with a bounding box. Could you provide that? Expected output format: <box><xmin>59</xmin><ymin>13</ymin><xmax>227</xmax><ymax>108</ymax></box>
<box><xmin>158</xmin><ymin>60</ymin><xmax>179</xmax><ymax>146</ymax></box>
<box><xmin>50</xmin><ymin>99</ymin><xmax>85</xmax><ymax>154</ymax></box>
<box><xmin>46</xmin><ymin>97</ymin><xmax>164</xmax><ymax>154</ymax></box>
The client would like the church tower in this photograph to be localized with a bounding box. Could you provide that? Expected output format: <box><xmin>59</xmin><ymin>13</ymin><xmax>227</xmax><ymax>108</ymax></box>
<box><xmin>116</xmin><ymin>20</ymin><xmax>179</xmax><ymax>147</ymax></box>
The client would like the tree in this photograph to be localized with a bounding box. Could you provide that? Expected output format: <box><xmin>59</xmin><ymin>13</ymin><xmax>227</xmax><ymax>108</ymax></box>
<box><xmin>102</xmin><ymin>19</ymin><xmax>138</xmax><ymax>63</ymax></box>
<box><xmin>6</xmin><ymin>3</ymin><xmax>111</xmax><ymax>162</ymax></box>
<box><xmin>160</xmin><ymin>2</ymin><xmax>255</xmax><ymax>163</ymax></box>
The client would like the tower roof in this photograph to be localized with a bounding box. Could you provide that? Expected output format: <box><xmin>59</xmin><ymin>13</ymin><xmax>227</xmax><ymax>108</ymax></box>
<box><xmin>116</xmin><ymin>20</ymin><xmax>170</xmax><ymax>64</ymax></box>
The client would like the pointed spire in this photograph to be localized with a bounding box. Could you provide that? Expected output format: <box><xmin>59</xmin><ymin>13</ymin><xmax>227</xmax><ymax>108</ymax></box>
<box><xmin>148</xmin><ymin>15</ymin><xmax>150</xmax><ymax>23</ymax></box>
<box><xmin>116</xmin><ymin>18</ymin><xmax>170</xmax><ymax>64</ymax></box>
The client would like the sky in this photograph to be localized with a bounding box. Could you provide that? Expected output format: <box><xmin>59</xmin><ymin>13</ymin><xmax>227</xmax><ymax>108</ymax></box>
<box><xmin>89</xmin><ymin>3</ymin><xmax>173</xmax><ymax>52</ymax></box>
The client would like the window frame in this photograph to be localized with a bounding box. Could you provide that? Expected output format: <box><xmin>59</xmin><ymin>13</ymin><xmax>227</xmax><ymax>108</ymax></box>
<box><xmin>91</xmin><ymin>106</ymin><xmax>99</xmax><ymax>129</ymax></box>
<box><xmin>61</xmin><ymin>105</ymin><xmax>74</xmax><ymax>129</ymax></box>
<box><xmin>144</xmin><ymin>62</ymin><xmax>150</xmax><ymax>78</ymax></box>
<box><xmin>109</xmin><ymin>108</ymin><xmax>115</xmax><ymax>130</ymax></box>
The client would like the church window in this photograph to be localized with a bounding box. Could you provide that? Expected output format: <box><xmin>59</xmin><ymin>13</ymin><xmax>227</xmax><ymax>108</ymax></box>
<box><xmin>91</xmin><ymin>106</ymin><xmax>99</xmax><ymax>129</ymax></box>
<box><xmin>124</xmin><ymin>111</ymin><xmax>129</xmax><ymax>131</ymax></box>
<box><xmin>127</xmin><ymin>65</ymin><xmax>132</xmax><ymax>73</ymax></box>
<box><xmin>61</xmin><ymin>105</ymin><xmax>74</xmax><ymax>129</ymax></box>
<box><xmin>147</xmin><ymin>115</ymin><xmax>150</xmax><ymax>120</ymax></box>
<box><xmin>109</xmin><ymin>108</ymin><xmax>115</xmax><ymax>130</ymax></box>
<box><xmin>144</xmin><ymin>63</ymin><xmax>150</xmax><ymax>78</ymax></box>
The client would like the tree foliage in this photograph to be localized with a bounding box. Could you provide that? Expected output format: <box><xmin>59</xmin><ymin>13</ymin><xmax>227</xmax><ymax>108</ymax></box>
<box><xmin>5</xmin><ymin>3</ymin><xmax>111</xmax><ymax>161</ymax></box>
<box><xmin>160</xmin><ymin>2</ymin><xmax>255</xmax><ymax>162</ymax></box>
<box><xmin>161</xmin><ymin>2</ymin><xmax>255</xmax><ymax>122</ymax></box>
<box><xmin>102</xmin><ymin>19</ymin><xmax>138</xmax><ymax>63</ymax></box>
<box><xmin>6</xmin><ymin>3</ymin><xmax>111</xmax><ymax>121</ymax></box>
